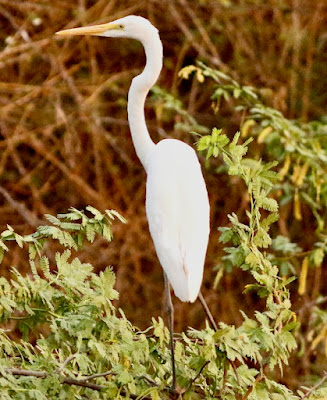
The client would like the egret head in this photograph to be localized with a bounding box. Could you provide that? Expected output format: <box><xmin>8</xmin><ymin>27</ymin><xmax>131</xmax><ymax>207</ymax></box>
<box><xmin>56</xmin><ymin>15</ymin><xmax>158</xmax><ymax>43</ymax></box>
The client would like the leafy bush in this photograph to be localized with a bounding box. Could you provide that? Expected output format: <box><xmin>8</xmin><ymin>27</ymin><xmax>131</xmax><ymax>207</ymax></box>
<box><xmin>0</xmin><ymin>127</ymin><xmax>326</xmax><ymax>398</ymax></box>
<box><xmin>0</xmin><ymin>1</ymin><xmax>326</xmax><ymax>396</ymax></box>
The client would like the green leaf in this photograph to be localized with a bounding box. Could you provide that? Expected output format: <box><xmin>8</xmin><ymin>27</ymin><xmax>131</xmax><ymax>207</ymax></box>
<box><xmin>260</xmin><ymin>197</ymin><xmax>279</xmax><ymax>212</ymax></box>
<box><xmin>218</xmin><ymin>227</ymin><xmax>234</xmax><ymax>244</ymax></box>
<box><xmin>254</xmin><ymin>228</ymin><xmax>272</xmax><ymax>248</ymax></box>
<box><xmin>245</xmin><ymin>252</ymin><xmax>260</xmax><ymax>267</ymax></box>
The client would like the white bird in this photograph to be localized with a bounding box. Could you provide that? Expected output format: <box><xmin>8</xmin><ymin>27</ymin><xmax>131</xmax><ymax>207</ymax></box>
<box><xmin>56</xmin><ymin>15</ymin><xmax>211</xmax><ymax>388</ymax></box>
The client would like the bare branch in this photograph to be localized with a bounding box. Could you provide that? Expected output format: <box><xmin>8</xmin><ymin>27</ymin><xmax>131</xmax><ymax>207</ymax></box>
<box><xmin>198</xmin><ymin>291</ymin><xmax>218</xmax><ymax>332</ymax></box>
<box><xmin>3</xmin><ymin>368</ymin><xmax>153</xmax><ymax>399</ymax></box>
<box><xmin>301</xmin><ymin>371</ymin><xmax>327</xmax><ymax>399</ymax></box>
<box><xmin>57</xmin><ymin>354</ymin><xmax>76</xmax><ymax>373</ymax></box>
<box><xmin>189</xmin><ymin>361</ymin><xmax>210</xmax><ymax>387</ymax></box>
<box><xmin>77</xmin><ymin>370</ymin><xmax>116</xmax><ymax>382</ymax></box>
<box><xmin>0</xmin><ymin>186</ymin><xmax>43</xmax><ymax>227</ymax></box>
<box><xmin>242</xmin><ymin>374</ymin><xmax>263</xmax><ymax>400</ymax></box>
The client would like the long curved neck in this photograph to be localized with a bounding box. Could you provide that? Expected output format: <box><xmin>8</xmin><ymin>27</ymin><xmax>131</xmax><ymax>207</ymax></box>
<box><xmin>127</xmin><ymin>34</ymin><xmax>163</xmax><ymax>172</ymax></box>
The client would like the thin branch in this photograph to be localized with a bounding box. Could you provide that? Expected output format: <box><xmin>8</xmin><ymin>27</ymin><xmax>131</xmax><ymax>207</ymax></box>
<box><xmin>229</xmin><ymin>360</ymin><xmax>240</xmax><ymax>386</ymax></box>
<box><xmin>4</xmin><ymin>368</ymin><xmax>103</xmax><ymax>390</ymax></box>
<box><xmin>0</xmin><ymin>186</ymin><xmax>43</xmax><ymax>227</ymax></box>
<box><xmin>301</xmin><ymin>371</ymin><xmax>327</xmax><ymax>399</ymax></box>
<box><xmin>3</xmin><ymin>368</ymin><xmax>153</xmax><ymax>400</ymax></box>
<box><xmin>137</xmin><ymin>374</ymin><xmax>159</xmax><ymax>387</ymax></box>
<box><xmin>242</xmin><ymin>373</ymin><xmax>263</xmax><ymax>400</ymax></box>
<box><xmin>57</xmin><ymin>354</ymin><xmax>76</xmax><ymax>373</ymax></box>
<box><xmin>198</xmin><ymin>291</ymin><xmax>218</xmax><ymax>332</ymax></box>
<box><xmin>77</xmin><ymin>370</ymin><xmax>116</xmax><ymax>382</ymax></box>
<box><xmin>5</xmin><ymin>368</ymin><xmax>47</xmax><ymax>379</ymax></box>
<box><xmin>189</xmin><ymin>361</ymin><xmax>210</xmax><ymax>387</ymax></box>
<box><xmin>222</xmin><ymin>360</ymin><xmax>227</xmax><ymax>394</ymax></box>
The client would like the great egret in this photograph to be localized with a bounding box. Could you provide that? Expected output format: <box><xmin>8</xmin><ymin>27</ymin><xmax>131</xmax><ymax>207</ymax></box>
<box><xmin>56</xmin><ymin>15</ymin><xmax>211</xmax><ymax>389</ymax></box>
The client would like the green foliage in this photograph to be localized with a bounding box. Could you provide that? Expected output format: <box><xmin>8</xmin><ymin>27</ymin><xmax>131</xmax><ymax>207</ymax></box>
<box><xmin>0</xmin><ymin>203</ymin><xmax>324</xmax><ymax>398</ymax></box>
<box><xmin>197</xmin><ymin>127</ymin><xmax>299</xmax><ymax>373</ymax></box>
<box><xmin>180</xmin><ymin>62</ymin><xmax>327</xmax><ymax>399</ymax></box>
<box><xmin>0</xmin><ymin>205</ymin><xmax>322</xmax><ymax>399</ymax></box>
<box><xmin>0</xmin><ymin>65</ymin><xmax>326</xmax><ymax>400</ymax></box>
<box><xmin>181</xmin><ymin>62</ymin><xmax>327</xmax><ymax>235</ymax></box>
<box><xmin>151</xmin><ymin>85</ymin><xmax>210</xmax><ymax>134</ymax></box>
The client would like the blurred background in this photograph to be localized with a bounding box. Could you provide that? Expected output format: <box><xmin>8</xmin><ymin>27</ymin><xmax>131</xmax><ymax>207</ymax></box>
<box><xmin>0</xmin><ymin>0</ymin><xmax>326</xmax><ymax>389</ymax></box>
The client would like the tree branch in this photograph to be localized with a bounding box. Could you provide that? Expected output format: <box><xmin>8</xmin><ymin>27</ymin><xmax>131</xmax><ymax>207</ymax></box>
<box><xmin>301</xmin><ymin>371</ymin><xmax>327</xmax><ymax>399</ymax></box>
<box><xmin>189</xmin><ymin>361</ymin><xmax>210</xmax><ymax>387</ymax></box>
<box><xmin>0</xmin><ymin>186</ymin><xmax>43</xmax><ymax>227</ymax></box>
<box><xmin>77</xmin><ymin>370</ymin><xmax>116</xmax><ymax>382</ymax></box>
<box><xmin>3</xmin><ymin>368</ymin><xmax>153</xmax><ymax>400</ymax></box>
<box><xmin>242</xmin><ymin>374</ymin><xmax>263</xmax><ymax>400</ymax></box>
<box><xmin>57</xmin><ymin>354</ymin><xmax>76</xmax><ymax>373</ymax></box>
<box><xmin>4</xmin><ymin>368</ymin><xmax>103</xmax><ymax>391</ymax></box>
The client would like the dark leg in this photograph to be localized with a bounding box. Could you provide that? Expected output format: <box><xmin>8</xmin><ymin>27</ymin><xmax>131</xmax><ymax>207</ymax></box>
<box><xmin>198</xmin><ymin>291</ymin><xmax>218</xmax><ymax>331</ymax></box>
<box><xmin>164</xmin><ymin>273</ymin><xmax>176</xmax><ymax>390</ymax></box>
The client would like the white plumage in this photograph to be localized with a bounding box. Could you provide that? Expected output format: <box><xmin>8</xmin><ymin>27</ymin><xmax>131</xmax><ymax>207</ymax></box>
<box><xmin>146</xmin><ymin>139</ymin><xmax>209</xmax><ymax>302</ymax></box>
<box><xmin>56</xmin><ymin>15</ymin><xmax>210</xmax><ymax>302</ymax></box>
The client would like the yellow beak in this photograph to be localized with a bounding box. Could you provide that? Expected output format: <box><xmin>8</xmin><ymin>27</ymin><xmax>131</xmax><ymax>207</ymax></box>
<box><xmin>56</xmin><ymin>23</ymin><xmax>121</xmax><ymax>36</ymax></box>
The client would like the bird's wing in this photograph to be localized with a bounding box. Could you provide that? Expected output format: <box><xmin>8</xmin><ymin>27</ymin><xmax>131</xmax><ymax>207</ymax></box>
<box><xmin>145</xmin><ymin>139</ymin><xmax>210</xmax><ymax>302</ymax></box>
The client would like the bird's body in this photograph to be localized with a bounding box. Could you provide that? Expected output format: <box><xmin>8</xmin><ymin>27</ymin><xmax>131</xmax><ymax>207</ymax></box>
<box><xmin>146</xmin><ymin>139</ymin><xmax>209</xmax><ymax>302</ymax></box>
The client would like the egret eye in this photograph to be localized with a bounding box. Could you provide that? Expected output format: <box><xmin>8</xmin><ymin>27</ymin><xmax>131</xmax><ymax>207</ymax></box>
<box><xmin>119</xmin><ymin>24</ymin><xmax>124</xmax><ymax>29</ymax></box>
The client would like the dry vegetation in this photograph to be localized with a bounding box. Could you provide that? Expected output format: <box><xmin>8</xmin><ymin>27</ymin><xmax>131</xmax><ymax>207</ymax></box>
<box><xmin>0</xmin><ymin>0</ymin><xmax>326</xmax><ymax>390</ymax></box>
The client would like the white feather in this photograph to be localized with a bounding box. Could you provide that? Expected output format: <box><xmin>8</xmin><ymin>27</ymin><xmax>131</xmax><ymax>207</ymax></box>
<box><xmin>146</xmin><ymin>139</ymin><xmax>210</xmax><ymax>302</ymax></box>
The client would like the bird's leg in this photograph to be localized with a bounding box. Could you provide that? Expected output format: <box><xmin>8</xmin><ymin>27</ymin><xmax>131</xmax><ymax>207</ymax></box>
<box><xmin>163</xmin><ymin>272</ymin><xmax>176</xmax><ymax>390</ymax></box>
<box><xmin>198</xmin><ymin>291</ymin><xmax>218</xmax><ymax>332</ymax></box>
